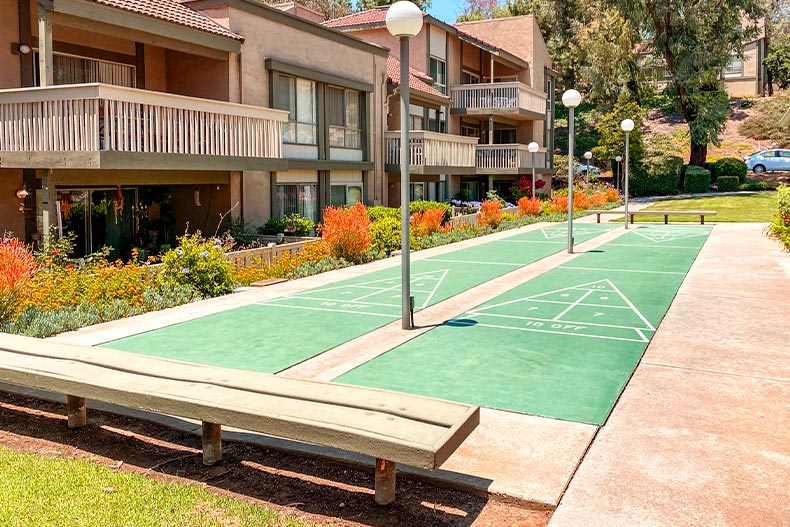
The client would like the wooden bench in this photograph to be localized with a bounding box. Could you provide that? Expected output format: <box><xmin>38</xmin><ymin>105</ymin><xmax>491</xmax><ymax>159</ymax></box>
<box><xmin>0</xmin><ymin>334</ymin><xmax>479</xmax><ymax>505</ymax></box>
<box><xmin>591</xmin><ymin>210</ymin><xmax>716</xmax><ymax>225</ymax></box>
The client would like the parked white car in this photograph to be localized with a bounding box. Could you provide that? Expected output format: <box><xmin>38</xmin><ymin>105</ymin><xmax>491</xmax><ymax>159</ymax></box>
<box><xmin>743</xmin><ymin>149</ymin><xmax>790</xmax><ymax>173</ymax></box>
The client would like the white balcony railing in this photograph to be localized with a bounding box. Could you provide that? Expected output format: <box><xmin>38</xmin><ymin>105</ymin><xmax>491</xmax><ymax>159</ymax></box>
<box><xmin>476</xmin><ymin>144</ymin><xmax>547</xmax><ymax>170</ymax></box>
<box><xmin>0</xmin><ymin>83</ymin><xmax>287</xmax><ymax>158</ymax></box>
<box><xmin>450</xmin><ymin>82</ymin><xmax>547</xmax><ymax>116</ymax></box>
<box><xmin>385</xmin><ymin>130</ymin><xmax>478</xmax><ymax>168</ymax></box>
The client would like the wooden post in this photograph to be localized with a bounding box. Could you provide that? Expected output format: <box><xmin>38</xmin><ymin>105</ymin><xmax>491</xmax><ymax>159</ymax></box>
<box><xmin>67</xmin><ymin>395</ymin><xmax>86</xmax><ymax>428</ymax></box>
<box><xmin>374</xmin><ymin>458</ymin><xmax>396</xmax><ymax>505</ymax></box>
<box><xmin>701</xmin><ymin>215</ymin><xmax>705</xmax><ymax>225</ymax></box>
<box><xmin>202</xmin><ymin>421</ymin><xmax>222</xmax><ymax>465</ymax></box>
<box><xmin>37</xmin><ymin>3</ymin><xmax>53</xmax><ymax>87</ymax></box>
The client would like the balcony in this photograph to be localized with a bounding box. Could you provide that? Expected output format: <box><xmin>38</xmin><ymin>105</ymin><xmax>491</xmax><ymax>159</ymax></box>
<box><xmin>476</xmin><ymin>144</ymin><xmax>548</xmax><ymax>174</ymax></box>
<box><xmin>449</xmin><ymin>82</ymin><xmax>547</xmax><ymax>120</ymax></box>
<box><xmin>0</xmin><ymin>83</ymin><xmax>288</xmax><ymax>171</ymax></box>
<box><xmin>385</xmin><ymin>131</ymin><xmax>478</xmax><ymax>175</ymax></box>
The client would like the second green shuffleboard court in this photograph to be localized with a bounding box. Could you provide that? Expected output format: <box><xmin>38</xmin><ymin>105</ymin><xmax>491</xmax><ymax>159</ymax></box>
<box><xmin>337</xmin><ymin>225</ymin><xmax>712</xmax><ymax>425</ymax></box>
<box><xmin>101</xmin><ymin>223</ymin><xmax>618</xmax><ymax>373</ymax></box>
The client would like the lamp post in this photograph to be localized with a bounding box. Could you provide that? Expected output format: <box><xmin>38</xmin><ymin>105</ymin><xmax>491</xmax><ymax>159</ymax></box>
<box><xmin>615</xmin><ymin>155</ymin><xmax>622</xmax><ymax>192</ymax></box>
<box><xmin>620</xmin><ymin>119</ymin><xmax>635</xmax><ymax>229</ymax></box>
<box><xmin>386</xmin><ymin>1</ymin><xmax>423</xmax><ymax>331</ymax></box>
<box><xmin>528</xmin><ymin>141</ymin><xmax>539</xmax><ymax>197</ymax></box>
<box><xmin>562</xmin><ymin>89</ymin><xmax>582</xmax><ymax>253</ymax></box>
<box><xmin>583</xmin><ymin>151</ymin><xmax>592</xmax><ymax>194</ymax></box>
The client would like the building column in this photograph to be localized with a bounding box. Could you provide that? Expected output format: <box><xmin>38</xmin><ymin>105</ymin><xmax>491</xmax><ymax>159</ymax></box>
<box><xmin>37</xmin><ymin>2</ymin><xmax>53</xmax><ymax>87</ymax></box>
<box><xmin>40</xmin><ymin>169</ymin><xmax>56</xmax><ymax>241</ymax></box>
<box><xmin>230</xmin><ymin>171</ymin><xmax>242</xmax><ymax>219</ymax></box>
<box><xmin>229</xmin><ymin>52</ymin><xmax>241</xmax><ymax>104</ymax></box>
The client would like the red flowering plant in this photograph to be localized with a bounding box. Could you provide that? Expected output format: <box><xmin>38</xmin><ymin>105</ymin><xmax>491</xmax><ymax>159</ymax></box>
<box><xmin>509</xmin><ymin>176</ymin><xmax>545</xmax><ymax>199</ymax></box>
<box><xmin>0</xmin><ymin>234</ymin><xmax>40</xmax><ymax>324</ymax></box>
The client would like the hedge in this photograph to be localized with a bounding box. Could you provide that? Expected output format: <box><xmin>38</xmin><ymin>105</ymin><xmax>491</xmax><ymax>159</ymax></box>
<box><xmin>716</xmin><ymin>176</ymin><xmax>740</xmax><ymax>192</ymax></box>
<box><xmin>630</xmin><ymin>155</ymin><xmax>683</xmax><ymax>196</ymax></box>
<box><xmin>684</xmin><ymin>166</ymin><xmax>711</xmax><ymax>193</ymax></box>
<box><xmin>714</xmin><ymin>157</ymin><xmax>748</xmax><ymax>183</ymax></box>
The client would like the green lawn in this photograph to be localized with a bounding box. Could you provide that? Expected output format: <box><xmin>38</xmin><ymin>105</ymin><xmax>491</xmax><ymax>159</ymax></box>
<box><xmin>611</xmin><ymin>192</ymin><xmax>778</xmax><ymax>222</ymax></box>
<box><xmin>0</xmin><ymin>447</ymin><xmax>311</xmax><ymax>527</ymax></box>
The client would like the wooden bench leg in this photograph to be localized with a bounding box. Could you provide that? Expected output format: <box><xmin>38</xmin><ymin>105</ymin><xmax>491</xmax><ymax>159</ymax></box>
<box><xmin>664</xmin><ymin>215</ymin><xmax>669</xmax><ymax>224</ymax></box>
<box><xmin>67</xmin><ymin>395</ymin><xmax>86</xmax><ymax>429</ymax></box>
<box><xmin>375</xmin><ymin>458</ymin><xmax>396</xmax><ymax>505</ymax></box>
<box><xmin>596</xmin><ymin>213</ymin><xmax>601</xmax><ymax>224</ymax></box>
<box><xmin>629</xmin><ymin>213</ymin><xmax>634</xmax><ymax>224</ymax></box>
<box><xmin>202</xmin><ymin>421</ymin><xmax>222</xmax><ymax>466</ymax></box>
<box><xmin>700</xmin><ymin>215</ymin><xmax>705</xmax><ymax>225</ymax></box>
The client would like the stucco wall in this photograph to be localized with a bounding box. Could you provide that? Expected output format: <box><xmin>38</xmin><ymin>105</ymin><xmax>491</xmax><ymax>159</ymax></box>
<box><xmin>0</xmin><ymin>0</ymin><xmax>21</xmax><ymax>89</ymax></box>
<box><xmin>0</xmin><ymin>169</ymin><xmax>25</xmax><ymax>236</ymax></box>
<box><xmin>143</xmin><ymin>45</ymin><xmax>167</xmax><ymax>92</ymax></box>
<box><xmin>165</xmin><ymin>50</ymin><xmax>230</xmax><ymax>101</ymax></box>
<box><xmin>171</xmin><ymin>183</ymin><xmax>231</xmax><ymax>236</ymax></box>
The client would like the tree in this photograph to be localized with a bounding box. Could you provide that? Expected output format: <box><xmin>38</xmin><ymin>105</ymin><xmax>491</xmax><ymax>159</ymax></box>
<box><xmin>591</xmin><ymin>91</ymin><xmax>646</xmax><ymax>164</ymax></box>
<box><xmin>765</xmin><ymin>39</ymin><xmax>790</xmax><ymax>88</ymax></box>
<box><xmin>259</xmin><ymin>0</ymin><xmax>352</xmax><ymax>19</ymax></box>
<box><xmin>356</xmin><ymin>0</ymin><xmax>430</xmax><ymax>10</ymax></box>
<box><xmin>766</xmin><ymin>0</ymin><xmax>790</xmax><ymax>94</ymax></box>
<box><xmin>610</xmin><ymin>0</ymin><xmax>765</xmax><ymax>166</ymax></box>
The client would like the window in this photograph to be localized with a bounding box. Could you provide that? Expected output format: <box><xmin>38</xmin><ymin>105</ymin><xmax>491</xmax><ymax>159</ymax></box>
<box><xmin>410</xmin><ymin>182</ymin><xmax>426</xmax><ymax>202</ymax></box>
<box><xmin>724</xmin><ymin>55</ymin><xmax>743</xmax><ymax>77</ymax></box>
<box><xmin>277</xmin><ymin>184</ymin><xmax>317</xmax><ymax>221</ymax></box>
<box><xmin>35</xmin><ymin>52</ymin><xmax>135</xmax><ymax>88</ymax></box>
<box><xmin>461</xmin><ymin>125</ymin><xmax>481</xmax><ymax>139</ymax></box>
<box><xmin>427</xmin><ymin>109</ymin><xmax>439</xmax><ymax>132</ymax></box>
<box><xmin>429</xmin><ymin>57</ymin><xmax>447</xmax><ymax>94</ymax></box>
<box><xmin>461</xmin><ymin>71</ymin><xmax>480</xmax><ymax>84</ymax></box>
<box><xmin>493</xmin><ymin>129</ymin><xmax>517</xmax><ymax>144</ymax></box>
<box><xmin>410</xmin><ymin>114</ymin><xmax>424</xmax><ymax>130</ymax></box>
<box><xmin>278</xmin><ymin>76</ymin><xmax>317</xmax><ymax>145</ymax></box>
<box><xmin>762</xmin><ymin>151</ymin><xmax>777</xmax><ymax>158</ymax></box>
<box><xmin>328</xmin><ymin>86</ymin><xmax>362</xmax><ymax>149</ymax></box>
<box><xmin>330</xmin><ymin>184</ymin><xmax>363</xmax><ymax>206</ymax></box>
<box><xmin>494</xmin><ymin>76</ymin><xmax>518</xmax><ymax>83</ymax></box>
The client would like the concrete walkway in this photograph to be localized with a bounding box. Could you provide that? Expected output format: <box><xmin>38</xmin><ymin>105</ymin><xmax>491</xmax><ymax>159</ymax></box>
<box><xmin>549</xmin><ymin>223</ymin><xmax>790</xmax><ymax>526</ymax></box>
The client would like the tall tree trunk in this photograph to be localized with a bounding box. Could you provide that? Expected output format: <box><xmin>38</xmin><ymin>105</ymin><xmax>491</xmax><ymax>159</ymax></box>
<box><xmin>689</xmin><ymin>143</ymin><xmax>708</xmax><ymax>166</ymax></box>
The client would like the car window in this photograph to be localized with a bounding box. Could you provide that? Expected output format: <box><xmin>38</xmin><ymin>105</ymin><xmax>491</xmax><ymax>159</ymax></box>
<box><xmin>762</xmin><ymin>151</ymin><xmax>777</xmax><ymax>158</ymax></box>
<box><xmin>780</xmin><ymin>151</ymin><xmax>790</xmax><ymax>158</ymax></box>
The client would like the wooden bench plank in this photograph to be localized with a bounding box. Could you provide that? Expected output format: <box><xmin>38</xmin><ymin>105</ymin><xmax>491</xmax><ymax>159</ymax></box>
<box><xmin>0</xmin><ymin>336</ymin><xmax>479</xmax><ymax>471</ymax></box>
<box><xmin>592</xmin><ymin>210</ymin><xmax>715</xmax><ymax>225</ymax></box>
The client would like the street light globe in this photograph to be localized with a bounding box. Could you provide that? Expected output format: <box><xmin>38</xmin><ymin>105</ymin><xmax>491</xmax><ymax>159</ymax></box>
<box><xmin>562</xmin><ymin>89</ymin><xmax>582</xmax><ymax>108</ymax></box>
<box><xmin>621</xmin><ymin>119</ymin><xmax>635</xmax><ymax>132</ymax></box>
<box><xmin>527</xmin><ymin>141</ymin><xmax>539</xmax><ymax>153</ymax></box>
<box><xmin>615</xmin><ymin>155</ymin><xmax>622</xmax><ymax>162</ymax></box>
<box><xmin>385</xmin><ymin>1</ymin><xmax>423</xmax><ymax>38</ymax></box>
<box><xmin>584</xmin><ymin>151</ymin><xmax>592</xmax><ymax>160</ymax></box>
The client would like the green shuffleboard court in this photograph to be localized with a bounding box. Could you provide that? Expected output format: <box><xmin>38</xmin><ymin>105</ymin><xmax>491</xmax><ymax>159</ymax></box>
<box><xmin>102</xmin><ymin>223</ymin><xmax>617</xmax><ymax>373</ymax></box>
<box><xmin>337</xmin><ymin>225</ymin><xmax>712</xmax><ymax>425</ymax></box>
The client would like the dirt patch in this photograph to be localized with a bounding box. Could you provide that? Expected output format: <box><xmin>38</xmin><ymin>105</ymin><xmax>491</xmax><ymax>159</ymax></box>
<box><xmin>0</xmin><ymin>392</ymin><xmax>551</xmax><ymax>527</ymax></box>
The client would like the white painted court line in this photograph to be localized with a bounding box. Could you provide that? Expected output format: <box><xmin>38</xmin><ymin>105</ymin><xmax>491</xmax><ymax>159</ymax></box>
<box><xmin>553</xmin><ymin>290</ymin><xmax>595</xmax><ymax>321</ymax></box>
<box><xmin>258</xmin><ymin>296</ymin><xmax>398</xmax><ymax>308</ymax></box>
<box><xmin>259</xmin><ymin>304</ymin><xmax>400</xmax><ymax>318</ymax></box>
<box><xmin>558</xmin><ymin>266</ymin><xmax>687</xmax><ymax>275</ymax></box>
<box><xmin>604</xmin><ymin>280</ymin><xmax>656</xmax><ymax>331</ymax></box>
<box><xmin>465</xmin><ymin>312</ymin><xmax>655</xmax><ymax>333</ymax></box>
<box><xmin>495</xmin><ymin>240</ymin><xmax>567</xmax><ymax>244</ymax></box>
<box><xmin>606</xmin><ymin>243</ymin><xmax>702</xmax><ymax>249</ymax></box>
<box><xmin>420</xmin><ymin>268</ymin><xmax>449</xmax><ymax>308</ymax></box>
<box><xmin>525</xmin><ymin>299</ymin><xmax>632</xmax><ymax>309</ymax></box>
<box><xmin>427</xmin><ymin>258</ymin><xmax>525</xmax><ymax>266</ymax></box>
<box><xmin>452</xmin><ymin>321</ymin><xmax>649</xmax><ymax>343</ymax></box>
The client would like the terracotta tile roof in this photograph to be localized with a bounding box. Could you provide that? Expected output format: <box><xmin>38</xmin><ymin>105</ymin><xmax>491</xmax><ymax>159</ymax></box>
<box><xmin>89</xmin><ymin>0</ymin><xmax>243</xmax><ymax>41</ymax></box>
<box><xmin>324</xmin><ymin>6</ymin><xmax>427</xmax><ymax>28</ymax></box>
<box><xmin>387</xmin><ymin>56</ymin><xmax>449</xmax><ymax>101</ymax></box>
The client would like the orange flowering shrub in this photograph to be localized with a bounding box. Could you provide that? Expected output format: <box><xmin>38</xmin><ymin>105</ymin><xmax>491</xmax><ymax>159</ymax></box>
<box><xmin>232</xmin><ymin>241</ymin><xmax>333</xmax><ymax>285</ymax></box>
<box><xmin>574</xmin><ymin>192</ymin><xmax>591</xmax><ymax>210</ymax></box>
<box><xmin>590</xmin><ymin>191</ymin><xmax>607</xmax><ymax>207</ymax></box>
<box><xmin>606</xmin><ymin>188</ymin><xmax>621</xmax><ymax>202</ymax></box>
<box><xmin>0</xmin><ymin>236</ymin><xmax>39</xmax><ymax>323</ymax></box>
<box><xmin>478</xmin><ymin>199</ymin><xmax>503</xmax><ymax>228</ymax></box>
<box><xmin>411</xmin><ymin>208</ymin><xmax>448</xmax><ymax>237</ymax></box>
<box><xmin>318</xmin><ymin>202</ymin><xmax>372</xmax><ymax>263</ymax></box>
<box><xmin>549</xmin><ymin>195</ymin><xmax>569</xmax><ymax>214</ymax></box>
<box><xmin>517</xmin><ymin>196</ymin><xmax>542</xmax><ymax>216</ymax></box>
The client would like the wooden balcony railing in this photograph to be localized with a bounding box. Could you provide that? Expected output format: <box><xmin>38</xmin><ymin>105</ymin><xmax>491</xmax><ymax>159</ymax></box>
<box><xmin>385</xmin><ymin>130</ymin><xmax>478</xmax><ymax>170</ymax></box>
<box><xmin>450</xmin><ymin>82</ymin><xmax>547</xmax><ymax>117</ymax></box>
<box><xmin>0</xmin><ymin>83</ymin><xmax>287</xmax><ymax>160</ymax></box>
<box><xmin>476</xmin><ymin>144</ymin><xmax>547</xmax><ymax>171</ymax></box>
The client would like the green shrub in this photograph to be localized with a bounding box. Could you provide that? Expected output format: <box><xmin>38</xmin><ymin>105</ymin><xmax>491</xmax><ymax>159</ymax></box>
<box><xmin>159</xmin><ymin>232</ymin><xmax>235</xmax><ymax>298</ymax></box>
<box><xmin>367</xmin><ymin>206</ymin><xmax>400</xmax><ymax>223</ymax></box>
<box><xmin>409</xmin><ymin>201</ymin><xmax>451</xmax><ymax>223</ymax></box>
<box><xmin>285</xmin><ymin>256</ymin><xmax>353</xmax><ymax>279</ymax></box>
<box><xmin>684</xmin><ymin>166</ymin><xmax>711</xmax><ymax>193</ymax></box>
<box><xmin>779</xmin><ymin>184</ymin><xmax>790</xmax><ymax>218</ymax></box>
<box><xmin>369</xmin><ymin>217</ymin><xmax>401</xmax><ymax>256</ymax></box>
<box><xmin>715</xmin><ymin>158</ymin><xmax>748</xmax><ymax>183</ymax></box>
<box><xmin>739</xmin><ymin>180</ymin><xmax>780</xmax><ymax>191</ymax></box>
<box><xmin>716</xmin><ymin>176</ymin><xmax>740</xmax><ymax>192</ymax></box>
<box><xmin>257</xmin><ymin>214</ymin><xmax>313</xmax><ymax>236</ymax></box>
<box><xmin>704</xmin><ymin>162</ymin><xmax>718</xmax><ymax>183</ymax></box>
<box><xmin>629</xmin><ymin>156</ymin><xmax>682</xmax><ymax>196</ymax></box>
<box><xmin>226</xmin><ymin>217</ymin><xmax>258</xmax><ymax>246</ymax></box>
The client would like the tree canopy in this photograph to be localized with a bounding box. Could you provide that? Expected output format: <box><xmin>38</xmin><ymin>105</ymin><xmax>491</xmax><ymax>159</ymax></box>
<box><xmin>356</xmin><ymin>0</ymin><xmax>431</xmax><ymax>10</ymax></box>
